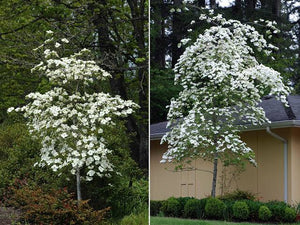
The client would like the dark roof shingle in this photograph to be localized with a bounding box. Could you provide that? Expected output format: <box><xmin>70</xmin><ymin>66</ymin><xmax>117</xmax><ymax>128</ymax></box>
<box><xmin>151</xmin><ymin>95</ymin><xmax>300</xmax><ymax>137</ymax></box>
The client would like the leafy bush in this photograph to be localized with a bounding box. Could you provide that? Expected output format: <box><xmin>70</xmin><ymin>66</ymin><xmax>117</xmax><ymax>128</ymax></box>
<box><xmin>219</xmin><ymin>190</ymin><xmax>256</xmax><ymax>201</ymax></box>
<box><xmin>176</xmin><ymin>197</ymin><xmax>194</xmax><ymax>217</ymax></box>
<box><xmin>205</xmin><ymin>198</ymin><xmax>225</xmax><ymax>219</ymax></box>
<box><xmin>4</xmin><ymin>184</ymin><xmax>109</xmax><ymax>224</ymax></box>
<box><xmin>120</xmin><ymin>208</ymin><xmax>148</xmax><ymax>225</ymax></box>
<box><xmin>265</xmin><ymin>200</ymin><xmax>288</xmax><ymax>222</ymax></box>
<box><xmin>161</xmin><ymin>197</ymin><xmax>180</xmax><ymax>217</ymax></box>
<box><xmin>184</xmin><ymin>198</ymin><xmax>204</xmax><ymax>219</ymax></box>
<box><xmin>284</xmin><ymin>207</ymin><xmax>297</xmax><ymax>223</ymax></box>
<box><xmin>223</xmin><ymin>200</ymin><xmax>235</xmax><ymax>221</ymax></box>
<box><xmin>150</xmin><ymin>200</ymin><xmax>164</xmax><ymax>216</ymax></box>
<box><xmin>232</xmin><ymin>201</ymin><xmax>249</xmax><ymax>220</ymax></box>
<box><xmin>244</xmin><ymin>200</ymin><xmax>263</xmax><ymax>221</ymax></box>
<box><xmin>258</xmin><ymin>206</ymin><xmax>272</xmax><ymax>221</ymax></box>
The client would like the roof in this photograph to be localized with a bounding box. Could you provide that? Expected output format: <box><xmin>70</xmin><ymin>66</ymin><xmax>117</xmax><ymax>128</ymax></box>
<box><xmin>150</xmin><ymin>95</ymin><xmax>300</xmax><ymax>140</ymax></box>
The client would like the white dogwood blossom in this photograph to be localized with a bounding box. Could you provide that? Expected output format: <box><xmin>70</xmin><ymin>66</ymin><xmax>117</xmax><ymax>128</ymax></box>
<box><xmin>161</xmin><ymin>15</ymin><xmax>291</xmax><ymax>195</ymax></box>
<box><xmin>8</xmin><ymin>33</ymin><xmax>138</xmax><ymax>184</ymax></box>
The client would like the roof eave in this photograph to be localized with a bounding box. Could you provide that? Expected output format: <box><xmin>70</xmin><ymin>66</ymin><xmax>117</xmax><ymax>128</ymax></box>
<box><xmin>150</xmin><ymin>120</ymin><xmax>300</xmax><ymax>140</ymax></box>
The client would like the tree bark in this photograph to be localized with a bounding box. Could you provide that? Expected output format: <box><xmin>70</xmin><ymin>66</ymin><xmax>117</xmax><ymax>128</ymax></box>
<box><xmin>272</xmin><ymin>0</ymin><xmax>281</xmax><ymax>18</ymax></box>
<box><xmin>76</xmin><ymin>167</ymin><xmax>82</xmax><ymax>201</ymax></box>
<box><xmin>211</xmin><ymin>151</ymin><xmax>218</xmax><ymax>197</ymax></box>
<box><xmin>210</xmin><ymin>0</ymin><xmax>216</xmax><ymax>9</ymax></box>
<box><xmin>127</xmin><ymin>0</ymin><xmax>148</xmax><ymax>169</ymax></box>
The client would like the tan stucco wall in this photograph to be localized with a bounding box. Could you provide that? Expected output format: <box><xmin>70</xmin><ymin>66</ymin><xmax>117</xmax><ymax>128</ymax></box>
<box><xmin>150</xmin><ymin>128</ymin><xmax>298</xmax><ymax>203</ymax></box>
<box><xmin>290</xmin><ymin>128</ymin><xmax>300</xmax><ymax>204</ymax></box>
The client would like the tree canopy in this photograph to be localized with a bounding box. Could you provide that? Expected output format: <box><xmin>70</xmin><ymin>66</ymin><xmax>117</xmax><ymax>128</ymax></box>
<box><xmin>161</xmin><ymin>13</ymin><xmax>291</xmax><ymax>197</ymax></box>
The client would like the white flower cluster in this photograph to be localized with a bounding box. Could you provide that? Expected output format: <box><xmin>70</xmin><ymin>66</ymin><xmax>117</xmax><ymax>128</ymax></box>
<box><xmin>161</xmin><ymin>17</ymin><xmax>291</xmax><ymax>166</ymax></box>
<box><xmin>8</xmin><ymin>34</ymin><xmax>139</xmax><ymax>181</ymax></box>
<box><xmin>32</xmin><ymin>48</ymin><xmax>111</xmax><ymax>86</ymax></box>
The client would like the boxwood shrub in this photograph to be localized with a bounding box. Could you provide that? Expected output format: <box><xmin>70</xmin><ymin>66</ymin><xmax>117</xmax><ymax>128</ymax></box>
<box><xmin>284</xmin><ymin>207</ymin><xmax>297</xmax><ymax>223</ymax></box>
<box><xmin>183</xmin><ymin>198</ymin><xmax>205</xmax><ymax>219</ymax></box>
<box><xmin>244</xmin><ymin>200</ymin><xmax>263</xmax><ymax>221</ymax></box>
<box><xmin>232</xmin><ymin>201</ymin><xmax>249</xmax><ymax>220</ymax></box>
<box><xmin>176</xmin><ymin>197</ymin><xmax>194</xmax><ymax>217</ymax></box>
<box><xmin>265</xmin><ymin>200</ymin><xmax>288</xmax><ymax>222</ymax></box>
<box><xmin>205</xmin><ymin>198</ymin><xmax>225</xmax><ymax>219</ymax></box>
<box><xmin>259</xmin><ymin>205</ymin><xmax>272</xmax><ymax>221</ymax></box>
<box><xmin>161</xmin><ymin>197</ymin><xmax>180</xmax><ymax>217</ymax></box>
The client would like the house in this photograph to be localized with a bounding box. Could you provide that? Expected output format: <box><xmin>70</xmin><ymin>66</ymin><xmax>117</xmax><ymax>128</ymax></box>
<box><xmin>150</xmin><ymin>95</ymin><xmax>300</xmax><ymax>204</ymax></box>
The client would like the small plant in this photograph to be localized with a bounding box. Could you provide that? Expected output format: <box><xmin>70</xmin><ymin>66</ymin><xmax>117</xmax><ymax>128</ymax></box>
<box><xmin>204</xmin><ymin>198</ymin><xmax>225</xmax><ymax>219</ymax></box>
<box><xmin>4</xmin><ymin>184</ymin><xmax>109</xmax><ymax>224</ymax></box>
<box><xmin>184</xmin><ymin>198</ymin><xmax>203</xmax><ymax>219</ymax></box>
<box><xmin>120</xmin><ymin>208</ymin><xmax>148</xmax><ymax>225</ymax></box>
<box><xmin>232</xmin><ymin>201</ymin><xmax>249</xmax><ymax>220</ymax></box>
<box><xmin>259</xmin><ymin>205</ymin><xmax>272</xmax><ymax>221</ymax></box>
<box><xmin>219</xmin><ymin>190</ymin><xmax>256</xmax><ymax>201</ymax></box>
<box><xmin>284</xmin><ymin>207</ymin><xmax>297</xmax><ymax>223</ymax></box>
<box><xmin>161</xmin><ymin>197</ymin><xmax>180</xmax><ymax>217</ymax></box>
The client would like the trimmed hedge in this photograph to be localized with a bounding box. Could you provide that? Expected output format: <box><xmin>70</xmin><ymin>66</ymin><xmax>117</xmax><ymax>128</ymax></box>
<box><xmin>151</xmin><ymin>194</ymin><xmax>297</xmax><ymax>224</ymax></box>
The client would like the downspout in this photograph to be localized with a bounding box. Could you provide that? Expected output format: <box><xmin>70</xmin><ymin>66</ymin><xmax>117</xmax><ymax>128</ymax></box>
<box><xmin>266</xmin><ymin>127</ymin><xmax>288</xmax><ymax>203</ymax></box>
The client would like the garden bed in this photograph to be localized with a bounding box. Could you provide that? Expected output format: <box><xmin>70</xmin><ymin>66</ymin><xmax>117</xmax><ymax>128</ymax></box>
<box><xmin>0</xmin><ymin>207</ymin><xmax>21</xmax><ymax>225</ymax></box>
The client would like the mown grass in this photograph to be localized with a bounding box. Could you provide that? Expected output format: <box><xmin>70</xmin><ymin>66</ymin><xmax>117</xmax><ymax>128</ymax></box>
<box><xmin>150</xmin><ymin>216</ymin><xmax>300</xmax><ymax>225</ymax></box>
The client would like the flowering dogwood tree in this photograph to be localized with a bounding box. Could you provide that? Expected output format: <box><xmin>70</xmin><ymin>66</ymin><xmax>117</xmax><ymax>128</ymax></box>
<box><xmin>8</xmin><ymin>31</ymin><xmax>139</xmax><ymax>200</ymax></box>
<box><xmin>161</xmin><ymin>13</ymin><xmax>292</xmax><ymax>197</ymax></box>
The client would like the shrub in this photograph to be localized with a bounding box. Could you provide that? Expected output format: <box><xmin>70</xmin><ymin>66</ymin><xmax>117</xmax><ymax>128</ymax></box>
<box><xmin>5</xmin><ymin>184</ymin><xmax>109</xmax><ymax>224</ymax></box>
<box><xmin>177</xmin><ymin>197</ymin><xmax>194</xmax><ymax>217</ymax></box>
<box><xmin>258</xmin><ymin>206</ymin><xmax>272</xmax><ymax>221</ymax></box>
<box><xmin>244</xmin><ymin>200</ymin><xmax>263</xmax><ymax>221</ymax></box>
<box><xmin>284</xmin><ymin>207</ymin><xmax>297</xmax><ymax>223</ymax></box>
<box><xmin>184</xmin><ymin>198</ymin><xmax>204</xmax><ymax>219</ymax></box>
<box><xmin>223</xmin><ymin>200</ymin><xmax>235</xmax><ymax>221</ymax></box>
<box><xmin>150</xmin><ymin>200</ymin><xmax>164</xmax><ymax>216</ymax></box>
<box><xmin>232</xmin><ymin>201</ymin><xmax>249</xmax><ymax>220</ymax></box>
<box><xmin>265</xmin><ymin>200</ymin><xmax>287</xmax><ymax>222</ymax></box>
<box><xmin>219</xmin><ymin>190</ymin><xmax>256</xmax><ymax>201</ymax></box>
<box><xmin>120</xmin><ymin>208</ymin><xmax>148</xmax><ymax>225</ymax></box>
<box><xmin>161</xmin><ymin>197</ymin><xmax>180</xmax><ymax>217</ymax></box>
<box><xmin>204</xmin><ymin>198</ymin><xmax>225</xmax><ymax>219</ymax></box>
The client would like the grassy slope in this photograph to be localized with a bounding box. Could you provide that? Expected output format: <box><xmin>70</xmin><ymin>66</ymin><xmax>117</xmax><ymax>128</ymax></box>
<box><xmin>150</xmin><ymin>216</ymin><xmax>299</xmax><ymax>225</ymax></box>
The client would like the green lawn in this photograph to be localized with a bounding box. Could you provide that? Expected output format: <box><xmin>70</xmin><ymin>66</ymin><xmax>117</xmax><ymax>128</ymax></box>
<box><xmin>150</xmin><ymin>216</ymin><xmax>300</xmax><ymax>225</ymax></box>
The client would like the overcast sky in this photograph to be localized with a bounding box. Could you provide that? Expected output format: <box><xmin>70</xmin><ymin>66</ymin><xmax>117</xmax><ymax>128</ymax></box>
<box><xmin>216</xmin><ymin>0</ymin><xmax>235</xmax><ymax>7</ymax></box>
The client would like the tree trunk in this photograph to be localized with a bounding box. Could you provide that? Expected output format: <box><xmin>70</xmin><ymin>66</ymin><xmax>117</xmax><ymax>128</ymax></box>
<box><xmin>210</xmin><ymin>0</ymin><xmax>216</xmax><ymax>9</ymax></box>
<box><xmin>272</xmin><ymin>0</ymin><xmax>281</xmax><ymax>18</ymax></box>
<box><xmin>211</xmin><ymin>151</ymin><xmax>218</xmax><ymax>197</ymax></box>
<box><xmin>127</xmin><ymin>0</ymin><xmax>149</xmax><ymax>170</ymax></box>
<box><xmin>76</xmin><ymin>167</ymin><xmax>82</xmax><ymax>201</ymax></box>
<box><xmin>197</xmin><ymin>0</ymin><xmax>205</xmax><ymax>7</ymax></box>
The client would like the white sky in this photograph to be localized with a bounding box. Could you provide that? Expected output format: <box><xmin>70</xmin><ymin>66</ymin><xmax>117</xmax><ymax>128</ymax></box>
<box><xmin>216</xmin><ymin>0</ymin><xmax>235</xmax><ymax>7</ymax></box>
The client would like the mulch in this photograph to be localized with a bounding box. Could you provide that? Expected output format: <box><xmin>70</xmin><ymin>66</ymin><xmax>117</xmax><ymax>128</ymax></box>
<box><xmin>0</xmin><ymin>207</ymin><xmax>22</xmax><ymax>225</ymax></box>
